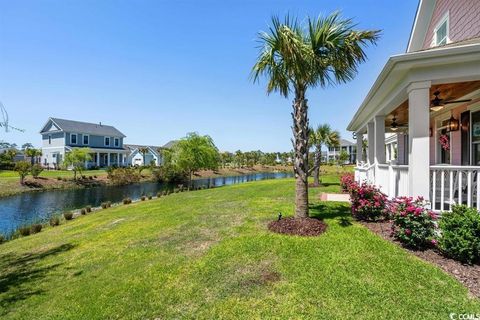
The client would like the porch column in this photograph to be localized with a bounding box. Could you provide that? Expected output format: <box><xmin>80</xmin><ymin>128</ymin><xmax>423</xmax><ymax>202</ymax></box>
<box><xmin>356</xmin><ymin>132</ymin><xmax>364</xmax><ymax>165</ymax></box>
<box><xmin>107</xmin><ymin>153</ymin><xmax>110</xmax><ymax>167</ymax></box>
<box><xmin>407</xmin><ymin>81</ymin><xmax>431</xmax><ymax>200</ymax></box>
<box><xmin>367</xmin><ymin>121</ymin><xmax>375</xmax><ymax>165</ymax></box>
<box><xmin>374</xmin><ymin>115</ymin><xmax>386</xmax><ymax>164</ymax></box>
<box><xmin>118</xmin><ymin>152</ymin><xmax>121</xmax><ymax>166</ymax></box>
<box><xmin>96</xmin><ymin>152</ymin><xmax>100</xmax><ymax>166</ymax></box>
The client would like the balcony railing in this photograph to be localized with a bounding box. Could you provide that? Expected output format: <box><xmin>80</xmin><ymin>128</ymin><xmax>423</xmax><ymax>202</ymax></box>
<box><xmin>430</xmin><ymin>165</ymin><xmax>480</xmax><ymax>212</ymax></box>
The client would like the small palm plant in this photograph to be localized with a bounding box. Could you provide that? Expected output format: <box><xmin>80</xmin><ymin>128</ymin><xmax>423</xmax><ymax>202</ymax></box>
<box><xmin>309</xmin><ymin>124</ymin><xmax>340</xmax><ymax>187</ymax></box>
<box><xmin>252</xmin><ymin>12</ymin><xmax>379</xmax><ymax>218</ymax></box>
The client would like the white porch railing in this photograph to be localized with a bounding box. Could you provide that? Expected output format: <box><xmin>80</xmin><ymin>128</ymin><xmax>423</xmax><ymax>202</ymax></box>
<box><xmin>355</xmin><ymin>163</ymin><xmax>375</xmax><ymax>184</ymax></box>
<box><xmin>430</xmin><ymin>165</ymin><xmax>480</xmax><ymax>212</ymax></box>
<box><xmin>355</xmin><ymin>163</ymin><xmax>409</xmax><ymax>199</ymax></box>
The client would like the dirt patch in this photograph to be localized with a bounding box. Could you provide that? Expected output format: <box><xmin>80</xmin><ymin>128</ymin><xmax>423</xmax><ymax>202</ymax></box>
<box><xmin>362</xmin><ymin>220</ymin><xmax>480</xmax><ymax>298</ymax></box>
<box><xmin>268</xmin><ymin>217</ymin><xmax>327</xmax><ymax>236</ymax></box>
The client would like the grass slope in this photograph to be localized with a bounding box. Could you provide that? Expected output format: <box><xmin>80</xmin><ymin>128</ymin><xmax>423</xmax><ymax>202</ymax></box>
<box><xmin>0</xmin><ymin>175</ymin><xmax>478</xmax><ymax>319</ymax></box>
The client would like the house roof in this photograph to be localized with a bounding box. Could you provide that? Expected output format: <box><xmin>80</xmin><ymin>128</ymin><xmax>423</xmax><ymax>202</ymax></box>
<box><xmin>41</xmin><ymin>117</ymin><xmax>126</xmax><ymax>137</ymax></box>
<box><xmin>407</xmin><ymin>0</ymin><xmax>435</xmax><ymax>53</ymax></box>
<box><xmin>339</xmin><ymin>139</ymin><xmax>355</xmax><ymax>146</ymax></box>
<box><xmin>347</xmin><ymin>42</ymin><xmax>480</xmax><ymax>132</ymax></box>
<box><xmin>124</xmin><ymin>141</ymin><xmax>177</xmax><ymax>156</ymax></box>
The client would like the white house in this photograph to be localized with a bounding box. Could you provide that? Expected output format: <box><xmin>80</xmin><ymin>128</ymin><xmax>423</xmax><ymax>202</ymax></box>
<box><xmin>124</xmin><ymin>141</ymin><xmax>176</xmax><ymax>167</ymax></box>
<box><xmin>323</xmin><ymin>139</ymin><xmax>357</xmax><ymax>164</ymax></box>
<box><xmin>348</xmin><ymin>0</ymin><xmax>480</xmax><ymax>211</ymax></box>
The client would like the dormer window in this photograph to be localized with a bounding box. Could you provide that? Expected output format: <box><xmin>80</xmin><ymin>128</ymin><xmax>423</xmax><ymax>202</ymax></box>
<box><xmin>114</xmin><ymin>138</ymin><xmax>119</xmax><ymax>147</ymax></box>
<box><xmin>105</xmin><ymin>137</ymin><xmax>110</xmax><ymax>146</ymax></box>
<box><xmin>435</xmin><ymin>12</ymin><xmax>449</xmax><ymax>46</ymax></box>
<box><xmin>71</xmin><ymin>133</ymin><xmax>77</xmax><ymax>145</ymax></box>
<box><xmin>83</xmin><ymin>134</ymin><xmax>89</xmax><ymax>145</ymax></box>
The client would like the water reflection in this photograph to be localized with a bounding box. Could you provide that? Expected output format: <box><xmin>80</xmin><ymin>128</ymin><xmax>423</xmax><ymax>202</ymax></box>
<box><xmin>0</xmin><ymin>172</ymin><xmax>293</xmax><ymax>234</ymax></box>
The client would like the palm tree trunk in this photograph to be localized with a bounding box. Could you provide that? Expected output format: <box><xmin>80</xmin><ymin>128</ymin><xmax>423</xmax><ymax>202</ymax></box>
<box><xmin>292</xmin><ymin>92</ymin><xmax>309</xmax><ymax>218</ymax></box>
<box><xmin>313</xmin><ymin>145</ymin><xmax>321</xmax><ymax>187</ymax></box>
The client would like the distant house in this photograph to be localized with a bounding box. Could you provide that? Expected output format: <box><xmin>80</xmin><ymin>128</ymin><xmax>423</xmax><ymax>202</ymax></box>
<box><xmin>125</xmin><ymin>141</ymin><xmax>177</xmax><ymax>167</ymax></box>
<box><xmin>323</xmin><ymin>139</ymin><xmax>357</xmax><ymax>164</ymax></box>
<box><xmin>0</xmin><ymin>147</ymin><xmax>25</xmax><ymax>162</ymax></box>
<box><xmin>40</xmin><ymin>117</ymin><xmax>127</xmax><ymax>169</ymax></box>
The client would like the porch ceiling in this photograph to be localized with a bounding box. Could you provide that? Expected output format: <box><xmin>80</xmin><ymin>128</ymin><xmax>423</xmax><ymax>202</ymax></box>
<box><xmin>384</xmin><ymin>80</ymin><xmax>480</xmax><ymax>131</ymax></box>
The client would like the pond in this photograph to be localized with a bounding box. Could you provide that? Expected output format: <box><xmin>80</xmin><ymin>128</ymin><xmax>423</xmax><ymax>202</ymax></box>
<box><xmin>0</xmin><ymin>171</ymin><xmax>293</xmax><ymax>235</ymax></box>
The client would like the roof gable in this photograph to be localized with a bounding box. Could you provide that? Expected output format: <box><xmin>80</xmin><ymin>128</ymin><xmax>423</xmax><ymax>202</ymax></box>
<box><xmin>407</xmin><ymin>0</ymin><xmax>436</xmax><ymax>52</ymax></box>
<box><xmin>40</xmin><ymin>117</ymin><xmax>126</xmax><ymax>137</ymax></box>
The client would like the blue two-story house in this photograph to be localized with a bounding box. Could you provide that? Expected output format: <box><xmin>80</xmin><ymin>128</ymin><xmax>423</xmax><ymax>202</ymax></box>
<box><xmin>40</xmin><ymin>117</ymin><xmax>127</xmax><ymax>169</ymax></box>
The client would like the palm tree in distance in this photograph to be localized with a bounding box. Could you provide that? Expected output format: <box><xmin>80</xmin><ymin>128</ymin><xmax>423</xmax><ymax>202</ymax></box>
<box><xmin>309</xmin><ymin>124</ymin><xmax>340</xmax><ymax>187</ymax></box>
<box><xmin>139</xmin><ymin>147</ymin><xmax>149</xmax><ymax>166</ymax></box>
<box><xmin>252</xmin><ymin>12</ymin><xmax>379</xmax><ymax>218</ymax></box>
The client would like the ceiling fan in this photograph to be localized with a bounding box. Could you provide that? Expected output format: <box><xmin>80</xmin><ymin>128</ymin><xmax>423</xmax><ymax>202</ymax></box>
<box><xmin>430</xmin><ymin>90</ymin><xmax>472</xmax><ymax>112</ymax></box>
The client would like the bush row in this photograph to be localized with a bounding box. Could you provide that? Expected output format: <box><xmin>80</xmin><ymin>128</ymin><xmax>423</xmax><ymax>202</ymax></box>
<box><xmin>341</xmin><ymin>173</ymin><xmax>480</xmax><ymax>264</ymax></box>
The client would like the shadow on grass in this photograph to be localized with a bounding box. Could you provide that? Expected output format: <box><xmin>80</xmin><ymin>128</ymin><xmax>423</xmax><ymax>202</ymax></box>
<box><xmin>0</xmin><ymin>243</ymin><xmax>75</xmax><ymax>314</ymax></box>
<box><xmin>309</xmin><ymin>202</ymin><xmax>353</xmax><ymax>227</ymax></box>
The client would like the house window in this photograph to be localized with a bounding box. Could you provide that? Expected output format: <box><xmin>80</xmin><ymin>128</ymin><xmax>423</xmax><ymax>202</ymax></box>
<box><xmin>83</xmin><ymin>134</ymin><xmax>89</xmax><ymax>145</ymax></box>
<box><xmin>471</xmin><ymin>111</ymin><xmax>480</xmax><ymax>165</ymax></box>
<box><xmin>48</xmin><ymin>135</ymin><xmax>51</xmax><ymax>145</ymax></box>
<box><xmin>105</xmin><ymin>137</ymin><xmax>110</xmax><ymax>146</ymax></box>
<box><xmin>114</xmin><ymin>138</ymin><xmax>119</xmax><ymax>147</ymax></box>
<box><xmin>435</xmin><ymin>13</ymin><xmax>449</xmax><ymax>46</ymax></box>
<box><xmin>71</xmin><ymin>133</ymin><xmax>77</xmax><ymax>145</ymax></box>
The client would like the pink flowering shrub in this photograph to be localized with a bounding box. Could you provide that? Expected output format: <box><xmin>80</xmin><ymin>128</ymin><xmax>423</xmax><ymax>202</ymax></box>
<box><xmin>340</xmin><ymin>173</ymin><xmax>356</xmax><ymax>193</ymax></box>
<box><xmin>390</xmin><ymin>196</ymin><xmax>437</xmax><ymax>249</ymax></box>
<box><xmin>349</xmin><ymin>182</ymin><xmax>388</xmax><ymax>221</ymax></box>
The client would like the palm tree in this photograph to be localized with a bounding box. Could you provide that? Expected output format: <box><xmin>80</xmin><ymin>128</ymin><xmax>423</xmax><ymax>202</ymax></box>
<box><xmin>252</xmin><ymin>13</ymin><xmax>379</xmax><ymax>218</ymax></box>
<box><xmin>25</xmin><ymin>148</ymin><xmax>42</xmax><ymax>165</ymax></box>
<box><xmin>309</xmin><ymin>124</ymin><xmax>340</xmax><ymax>187</ymax></box>
<box><xmin>139</xmin><ymin>147</ymin><xmax>149</xmax><ymax>166</ymax></box>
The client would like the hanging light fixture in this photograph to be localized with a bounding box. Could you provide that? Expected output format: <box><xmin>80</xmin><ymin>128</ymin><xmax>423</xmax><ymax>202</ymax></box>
<box><xmin>447</xmin><ymin>112</ymin><xmax>459</xmax><ymax>132</ymax></box>
<box><xmin>390</xmin><ymin>114</ymin><xmax>398</xmax><ymax>131</ymax></box>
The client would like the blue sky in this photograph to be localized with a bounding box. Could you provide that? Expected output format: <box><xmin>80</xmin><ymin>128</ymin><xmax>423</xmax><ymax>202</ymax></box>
<box><xmin>0</xmin><ymin>0</ymin><xmax>418</xmax><ymax>152</ymax></box>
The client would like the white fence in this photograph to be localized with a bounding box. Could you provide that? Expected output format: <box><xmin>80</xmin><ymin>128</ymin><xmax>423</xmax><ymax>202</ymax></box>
<box><xmin>430</xmin><ymin>165</ymin><xmax>480</xmax><ymax>212</ymax></box>
<box><xmin>355</xmin><ymin>163</ymin><xmax>409</xmax><ymax>199</ymax></box>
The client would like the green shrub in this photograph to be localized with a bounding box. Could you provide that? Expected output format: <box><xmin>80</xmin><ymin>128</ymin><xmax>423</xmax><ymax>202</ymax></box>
<box><xmin>439</xmin><ymin>205</ymin><xmax>480</xmax><ymax>264</ymax></box>
<box><xmin>107</xmin><ymin>167</ymin><xmax>140</xmax><ymax>185</ymax></box>
<box><xmin>157</xmin><ymin>191</ymin><xmax>162</xmax><ymax>198</ymax></box>
<box><xmin>63</xmin><ymin>212</ymin><xmax>73</xmax><ymax>220</ymax></box>
<box><xmin>101</xmin><ymin>202</ymin><xmax>108</xmax><ymax>209</ymax></box>
<box><xmin>50</xmin><ymin>216</ymin><xmax>60</xmax><ymax>226</ymax></box>
<box><xmin>62</xmin><ymin>177</ymin><xmax>68</xmax><ymax>182</ymax></box>
<box><xmin>57</xmin><ymin>176</ymin><xmax>62</xmax><ymax>180</ymax></box>
<box><xmin>31</xmin><ymin>223</ymin><xmax>42</xmax><ymax>233</ymax></box>
<box><xmin>18</xmin><ymin>226</ymin><xmax>31</xmax><ymax>236</ymax></box>
<box><xmin>141</xmin><ymin>196</ymin><xmax>146</xmax><ymax>201</ymax></box>
<box><xmin>390</xmin><ymin>197</ymin><xmax>437</xmax><ymax>249</ymax></box>
<box><xmin>86</xmin><ymin>205</ymin><xmax>92</xmax><ymax>213</ymax></box>
<box><xmin>89</xmin><ymin>176</ymin><xmax>93</xmax><ymax>180</ymax></box>
<box><xmin>148</xmin><ymin>195</ymin><xmax>152</xmax><ymax>200</ymax></box>
<box><xmin>123</xmin><ymin>197</ymin><xmax>132</xmax><ymax>205</ymax></box>
<box><xmin>30</xmin><ymin>164</ymin><xmax>44</xmax><ymax>178</ymax></box>
<box><xmin>0</xmin><ymin>234</ymin><xmax>5</xmax><ymax>244</ymax></box>
<box><xmin>80</xmin><ymin>208</ymin><xmax>87</xmax><ymax>215</ymax></box>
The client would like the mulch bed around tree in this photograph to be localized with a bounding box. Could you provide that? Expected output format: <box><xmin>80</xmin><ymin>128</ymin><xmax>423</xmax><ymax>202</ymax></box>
<box><xmin>268</xmin><ymin>217</ymin><xmax>327</xmax><ymax>236</ymax></box>
<box><xmin>361</xmin><ymin>220</ymin><xmax>480</xmax><ymax>298</ymax></box>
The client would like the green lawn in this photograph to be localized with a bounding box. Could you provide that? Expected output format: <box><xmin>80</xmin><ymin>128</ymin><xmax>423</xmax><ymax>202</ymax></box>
<box><xmin>0</xmin><ymin>176</ymin><xmax>478</xmax><ymax>319</ymax></box>
<box><xmin>0</xmin><ymin>169</ymin><xmax>107</xmax><ymax>179</ymax></box>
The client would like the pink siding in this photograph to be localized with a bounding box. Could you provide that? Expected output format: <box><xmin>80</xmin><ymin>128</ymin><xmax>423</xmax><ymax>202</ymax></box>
<box><xmin>422</xmin><ymin>0</ymin><xmax>480</xmax><ymax>49</ymax></box>
<box><xmin>450</xmin><ymin>105</ymin><xmax>467</xmax><ymax>165</ymax></box>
